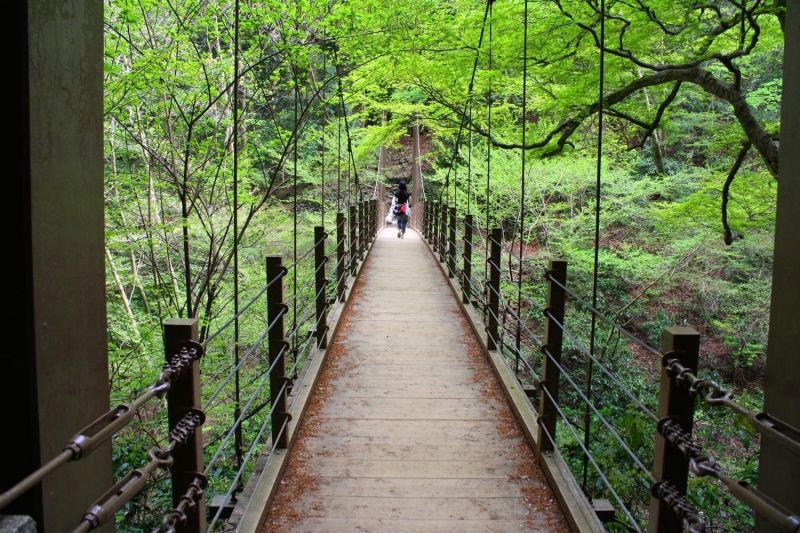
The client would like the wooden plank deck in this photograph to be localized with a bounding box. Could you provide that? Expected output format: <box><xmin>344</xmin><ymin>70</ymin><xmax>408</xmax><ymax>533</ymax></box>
<box><xmin>261</xmin><ymin>228</ymin><xmax>568</xmax><ymax>532</ymax></box>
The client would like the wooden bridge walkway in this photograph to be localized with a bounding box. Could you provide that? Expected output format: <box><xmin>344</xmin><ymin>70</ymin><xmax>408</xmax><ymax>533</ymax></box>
<box><xmin>259</xmin><ymin>228</ymin><xmax>568</xmax><ymax>532</ymax></box>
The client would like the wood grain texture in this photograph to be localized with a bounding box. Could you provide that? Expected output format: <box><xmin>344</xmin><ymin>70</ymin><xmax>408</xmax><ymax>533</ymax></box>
<box><xmin>262</xmin><ymin>229</ymin><xmax>568</xmax><ymax>532</ymax></box>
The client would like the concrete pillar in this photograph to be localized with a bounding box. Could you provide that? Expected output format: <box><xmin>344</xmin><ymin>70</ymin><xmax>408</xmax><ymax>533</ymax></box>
<box><xmin>756</xmin><ymin>3</ymin><xmax>800</xmax><ymax>528</ymax></box>
<box><xmin>4</xmin><ymin>0</ymin><xmax>111</xmax><ymax>531</ymax></box>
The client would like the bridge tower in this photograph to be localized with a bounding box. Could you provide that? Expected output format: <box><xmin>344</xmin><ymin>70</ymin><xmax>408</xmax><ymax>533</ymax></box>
<box><xmin>757</xmin><ymin>3</ymin><xmax>800</xmax><ymax>528</ymax></box>
<box><xmin>6</xmin><ymin>0</ymin><xmax>111</xmax><ymax>530</ymax></box>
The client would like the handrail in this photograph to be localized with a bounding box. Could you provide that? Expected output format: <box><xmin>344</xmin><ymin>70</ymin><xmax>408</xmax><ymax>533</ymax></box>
<box><xmin>421</xmin><ymin>200</ymin><xmax>800</xmax><ymax>532</ymax></box>
<box><xmin>0</xmin><ymin>341</ymin><xmax>204</xmax><ymax>512</ymax></box>
<box><xmin>3</xmin><ymin>201</ymin><xmax>381</xmax><ymax>532</ymax></box>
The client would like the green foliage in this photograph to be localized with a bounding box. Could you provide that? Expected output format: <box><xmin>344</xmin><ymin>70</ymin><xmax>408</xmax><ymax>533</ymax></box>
<box><xmin>103</xmin><ymin>0</ymin><xmax>783</xmax><ymax>529</ymax></box>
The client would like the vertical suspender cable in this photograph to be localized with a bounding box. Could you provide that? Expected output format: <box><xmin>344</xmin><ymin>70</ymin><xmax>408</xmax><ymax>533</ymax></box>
<box><xmin>334</xmin><ymin>56</ymin><xmax>353</xmax><ymax>208</ymax></box>
<box><xmin>438</xmin><ymin>2</ymin><xmax>489</xmax><ymax>207</ymax></box>
<box><xmin>322</xmin><ymin>54</ymin><xmax>326</xmax><ymax>228</ymax></box>
<box><xmin>583</xmin><ymin>0</ymin><xmax>606</xmax><ymax>493</ymax></box>
<box><xmin>485</xmin><ymin>0</ymin><xmax>493</xmax><ymax>261</ymax></box>
<box><xmin>453</xmin><ymin>141</ymin><xmax>457</xmax><ymax>213</ymax></box>
<box><xmin>347</xmin><ymin>142</ymin><xmax>351</xmax><ymax>207</ymax></box>
<box><xmin>516</xmin><ymin>0</ymin><xmax>528</xmax><ymax>375</ymax></box>
<box><xmin>292</xmin><ymin>62</ymin><xmax>299</xmax><ymax>377</ymax></box>
<box><xmin>232</xmin><ymin>0</ymin><xmax>243</xmax><ymax>472</ymax></box>
<box><xmin>337</xmin><ymin>115</ymin><xmax>342</xmax><ymax>211</ymax></box>
<box><xmin>467</xmin><ymin>103</ymin><xmax>473</xmax><ymax>216</ymax></box>
<box><xmin>335</xmin><ymin>56</ymin><xmax>360</xmax><ymax>207</ymax></box>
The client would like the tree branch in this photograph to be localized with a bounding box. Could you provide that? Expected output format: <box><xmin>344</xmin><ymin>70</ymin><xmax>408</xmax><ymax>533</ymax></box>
<box><xmin>422</xmin><ymin>67</ymin><xmax>779</xmax><ymax>177</ymax></box>
<box><xmin>722</xmin><ymin>140</ymin><xmax>752</xmax><ymax>245</ymax></box>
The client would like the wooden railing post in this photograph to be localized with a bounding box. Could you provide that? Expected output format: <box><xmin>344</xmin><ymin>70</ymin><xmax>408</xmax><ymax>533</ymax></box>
<box><xmin>428</xmin><ymin>201</ymin><xmax>433</xmax><ymax>241</ymax></box>
<box><xmin>336</xmin><ymin>212</ymin><xmax>346</xmax><ymax>302</ymax></box>
<box><xmin>537</xmin><ymin>260</ymin><xmax>567</xmax><ymax>456</ymax></box>
<box><xmin>648</xmin><ymin>327</ymin><xmax>700</xmax><ymax>532</ymax></box>
<box><xmin>266</xmin><ymin>256</ymin><xmax>289</xmax><ymax>449</ymax></box>
<box><xmin>163</xmin><ymin>319</ymin><xmax>206</xmax><ymax>532</ymax></box>
<box><xmin>430</xmin><ymin>202</ymin><xmax>434</xmax><ymax>242</ymax></box>
<box><xmin>366</xmin><ymin>199</ymin><xmax>371</xmax><ymax>241</ymax></box>
<box><xmin>463</xmin><ymin>214</ymin><xmax>473</xmax><ymax>304</ymax></box>
<box><xmin>430</xmin><ymin>201</ymin><xmax>437</xmax><ymax>248</ymax></box>
<box><xmin>314</xmin><ymin>226</ymin><xmax>328</xmax><ymax>349</ymax></box>
<box><xmin>358</xmin><ymin>200</ymin><xmax>367</xmax><ymax>261</ymax></box>
<box><xmin>361</xmin><ymin>200</ymin><xmax>368</xmax><ymax>258</ymax></box>
<box><xmin>360</xmin><ymin>200</ymin><xmax>366</xmax><ymax>258</ymax></box>
<box><xmin>372</xmin><ymin>199</ymin><xmax>378</xmax><ymax>239</ymax></box>
<box><xmin>438</xmin><ymin>203</ymin><xmax>447</xmax><ymax>262</ymax></box>
<box><xmin>448</xmin><ymin>206</ymin><xmax>456</xmax><ymax>279</ymax></box>
<box><xmin>487</xmin><ymin>228</ymin><xmax>502</xmax><ymax>350</ymax></box>
<box><xmin>349</xmin><ymin>204</ymin><xmax>357</xmax><ymax>276</ymax></box>
<box><xmin>370</xmin><ymin>199</ymin><xmax>375</xmax><ymax>240</ymax></box>
<box><xmin>423</xmin><ymin>201</ymin><xmax>429</xmax><ymax>240</ymax></box>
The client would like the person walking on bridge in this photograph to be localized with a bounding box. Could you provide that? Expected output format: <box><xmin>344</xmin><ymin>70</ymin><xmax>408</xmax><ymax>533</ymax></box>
<box><xmin>393</xmin><ymin>180</ymin><xmax>412</xmax><ymax>238</ymax></box>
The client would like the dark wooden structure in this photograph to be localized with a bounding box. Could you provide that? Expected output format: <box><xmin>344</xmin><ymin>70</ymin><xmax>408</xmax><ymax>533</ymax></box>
<box><xmin>7</xmin><ymin>0</ymin><xmax>112</xmax><ymax>531</ymax></box>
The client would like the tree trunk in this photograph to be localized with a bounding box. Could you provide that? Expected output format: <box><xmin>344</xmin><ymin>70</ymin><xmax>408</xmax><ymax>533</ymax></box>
<box><xmin>638</xmin><ymin>71</ymin><xmax>667</xmax><ymax>174</ymax></box>
<box><xmin>105</xmin><ymin>247</ymin><xmax>136</xmax><ymax>326</ymax></box>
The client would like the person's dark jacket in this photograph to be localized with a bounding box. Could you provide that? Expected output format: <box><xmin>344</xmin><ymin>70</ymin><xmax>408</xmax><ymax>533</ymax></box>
<box><xmin>394</xmin><ymin>189</ymin><xmax>411</xmax><ymax>205</ymax></box>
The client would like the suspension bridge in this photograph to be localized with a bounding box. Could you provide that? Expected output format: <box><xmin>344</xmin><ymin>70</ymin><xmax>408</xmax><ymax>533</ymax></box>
<box><xmin>4</xmin><ymin>194</ymin><xmax>800</xmax><ymax>531</ymax></box>
<box><xmin>7</xmin><ymin>0</ymin><xmax>800</xmax><ymax>532</ymax></box>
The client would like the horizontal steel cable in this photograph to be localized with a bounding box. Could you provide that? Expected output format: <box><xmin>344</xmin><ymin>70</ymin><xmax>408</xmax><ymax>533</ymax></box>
<box><xmin>74</xmin><ymin>409</ymin><xmax>205</xmax><ymax>533</ymax></box>
<box><xmin>0</xmin><ymin>342</ymin><xmax>203</xmax><ymax>511</ymax></box>
<box><xmin>207</xmin><ymin>394</ymin><xmax>289</xmax><ymax>531</ymax></box>
<box><xmin>541</xmin><ymin>343</ymin><xmax>657</xmax><ymax>477</ymax></box>
<box><xmin>546</xmin><ymin>273</ymin><xmax>662</xmax><ymax>359</ymax></box>
<box><xmin>204</xmin><ymin>270</ymin><xmax>285</xmax><ymax>346</ymax></box>
<box><xmin>544</xmin><ymin>309</ymin><xmax>658</xmax><ymax>422</ymax></box>
<box><xmin>205</xmin><ymin>345</ymin><xmax>284</xmax><ymax>471</ymax></box>
<box><xmin>539</xmin><ymin>383</ymin><xmax>643</xmax><ymax>532</ymax></box>
<box><xmin>206</xmin><ymin>306</ymin><xmax>288</xmax><ymax>407</ymax></box>
<box><xmin>483</xmin><ymin>281</ymin><xmax>544</xmax><ymax>347</ymax></box>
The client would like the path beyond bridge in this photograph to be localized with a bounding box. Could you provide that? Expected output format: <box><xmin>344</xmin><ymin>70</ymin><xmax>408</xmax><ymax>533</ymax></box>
<box><xmin>260</xmin><ymin>228</ymin><xmax>568</xmax><ymax>532</ymax></box>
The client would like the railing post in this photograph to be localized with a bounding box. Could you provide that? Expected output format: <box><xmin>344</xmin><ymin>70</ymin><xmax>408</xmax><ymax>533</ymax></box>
<box><xmin>368</xmin><ymin>199</ymin><xmax>374</xmax><ymax>241</ymax></box>
<box><xmin>428</xmin><ymin>201</ymin><xmax>433</xmax><ymax>244</ymax></box>
<box><xmin>423</xmin><ymin>201</ymin><xmax>429</xmax><ymax>240</ymax></box>
<box><xmin>463</xmin><ymin>214</ymin><xmax>473</xmax><ymax>304</ymax></box>
<box><xmin>359</xmin><ymin>200</ymin><xmax>366</xmax><ymax>259</ymax></box>
<box><xmin>349</xmin><ymin>204</ymin><xmax>357</xmax><ymax>276</ymax></box>
<box><xmin>448</xmin><ymin>206</ymin><xmax>456</xmax><ymax>279</ymax></box>
<box><xmin>363</xmin><ymin>201</ymin><xmax>369</xmax><ymax>256</ymax></box>
<box><xmin>372</xmin><ymin>199</ymin><xmax>377</xmax><ymax>240</ymax></box>
<box><xmin>487</xmin><ymin>228</ymin><xmax>502</xmax><ymax>350</ymax></box>
<box><xmin>648</xmin><ymin>327</ymin><xmax>700</xmax><ymax>532</ymax></box>
<box><xmin>438</xmin><ymin>203</ymin><xmax>447</xmax><ymax>262</ymax></box>
<box><xmin>426</xmin><ymin>201</ymin><xmax>432</xmax><ymax>244</ymax></box>
<box><xmin>431</xmin><ymin>201</ymin><xmax>438</xmax><ymax>248</ymax></box>
<box><xmin>266</xmin><ymin>256</ymin><xmax>289</xmax><ymax>449</ymax></box>
<box><xmin>314</xmin><ymin>226</ymin><xmax>328</xmax><ymax>349</ymax></box>
<box><xmin>336</xmin><ymin>212</ymin><xmax>346</xmax><ymax>302</ymax></box>
<box><xmin>429</xmin><ymin>202</ymin><xmax>434</xmax><ymax>242</ymax></box>
<box><xmin>537</xmin><ymin>260</ymin><xmax>567</xmax><ymax>456</ymax></box>
<box><xmin>163</xmin><ymin>319</ymin><xmax>206</xmax><ymax>532</ymax></box>
<box><xmin>426</xmin><ymin>201</ymin><xmax>431</xmax><ymax>240</ymax></box>
<box><xmin>357</xmin><ymin>200</ymin><xmax>363</xmax><ymax>257</ymax></box>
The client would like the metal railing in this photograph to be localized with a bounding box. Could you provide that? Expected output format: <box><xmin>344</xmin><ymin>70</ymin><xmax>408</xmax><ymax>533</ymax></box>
<box><xmin>418</xmin><ymin>199</ymin><xmax>800</xmax><ymax>533</ymax></box>
<box><xmin>0</xmin><ymin>198</ymin><xmax>382</xmax><ymax>532</ymax></box>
